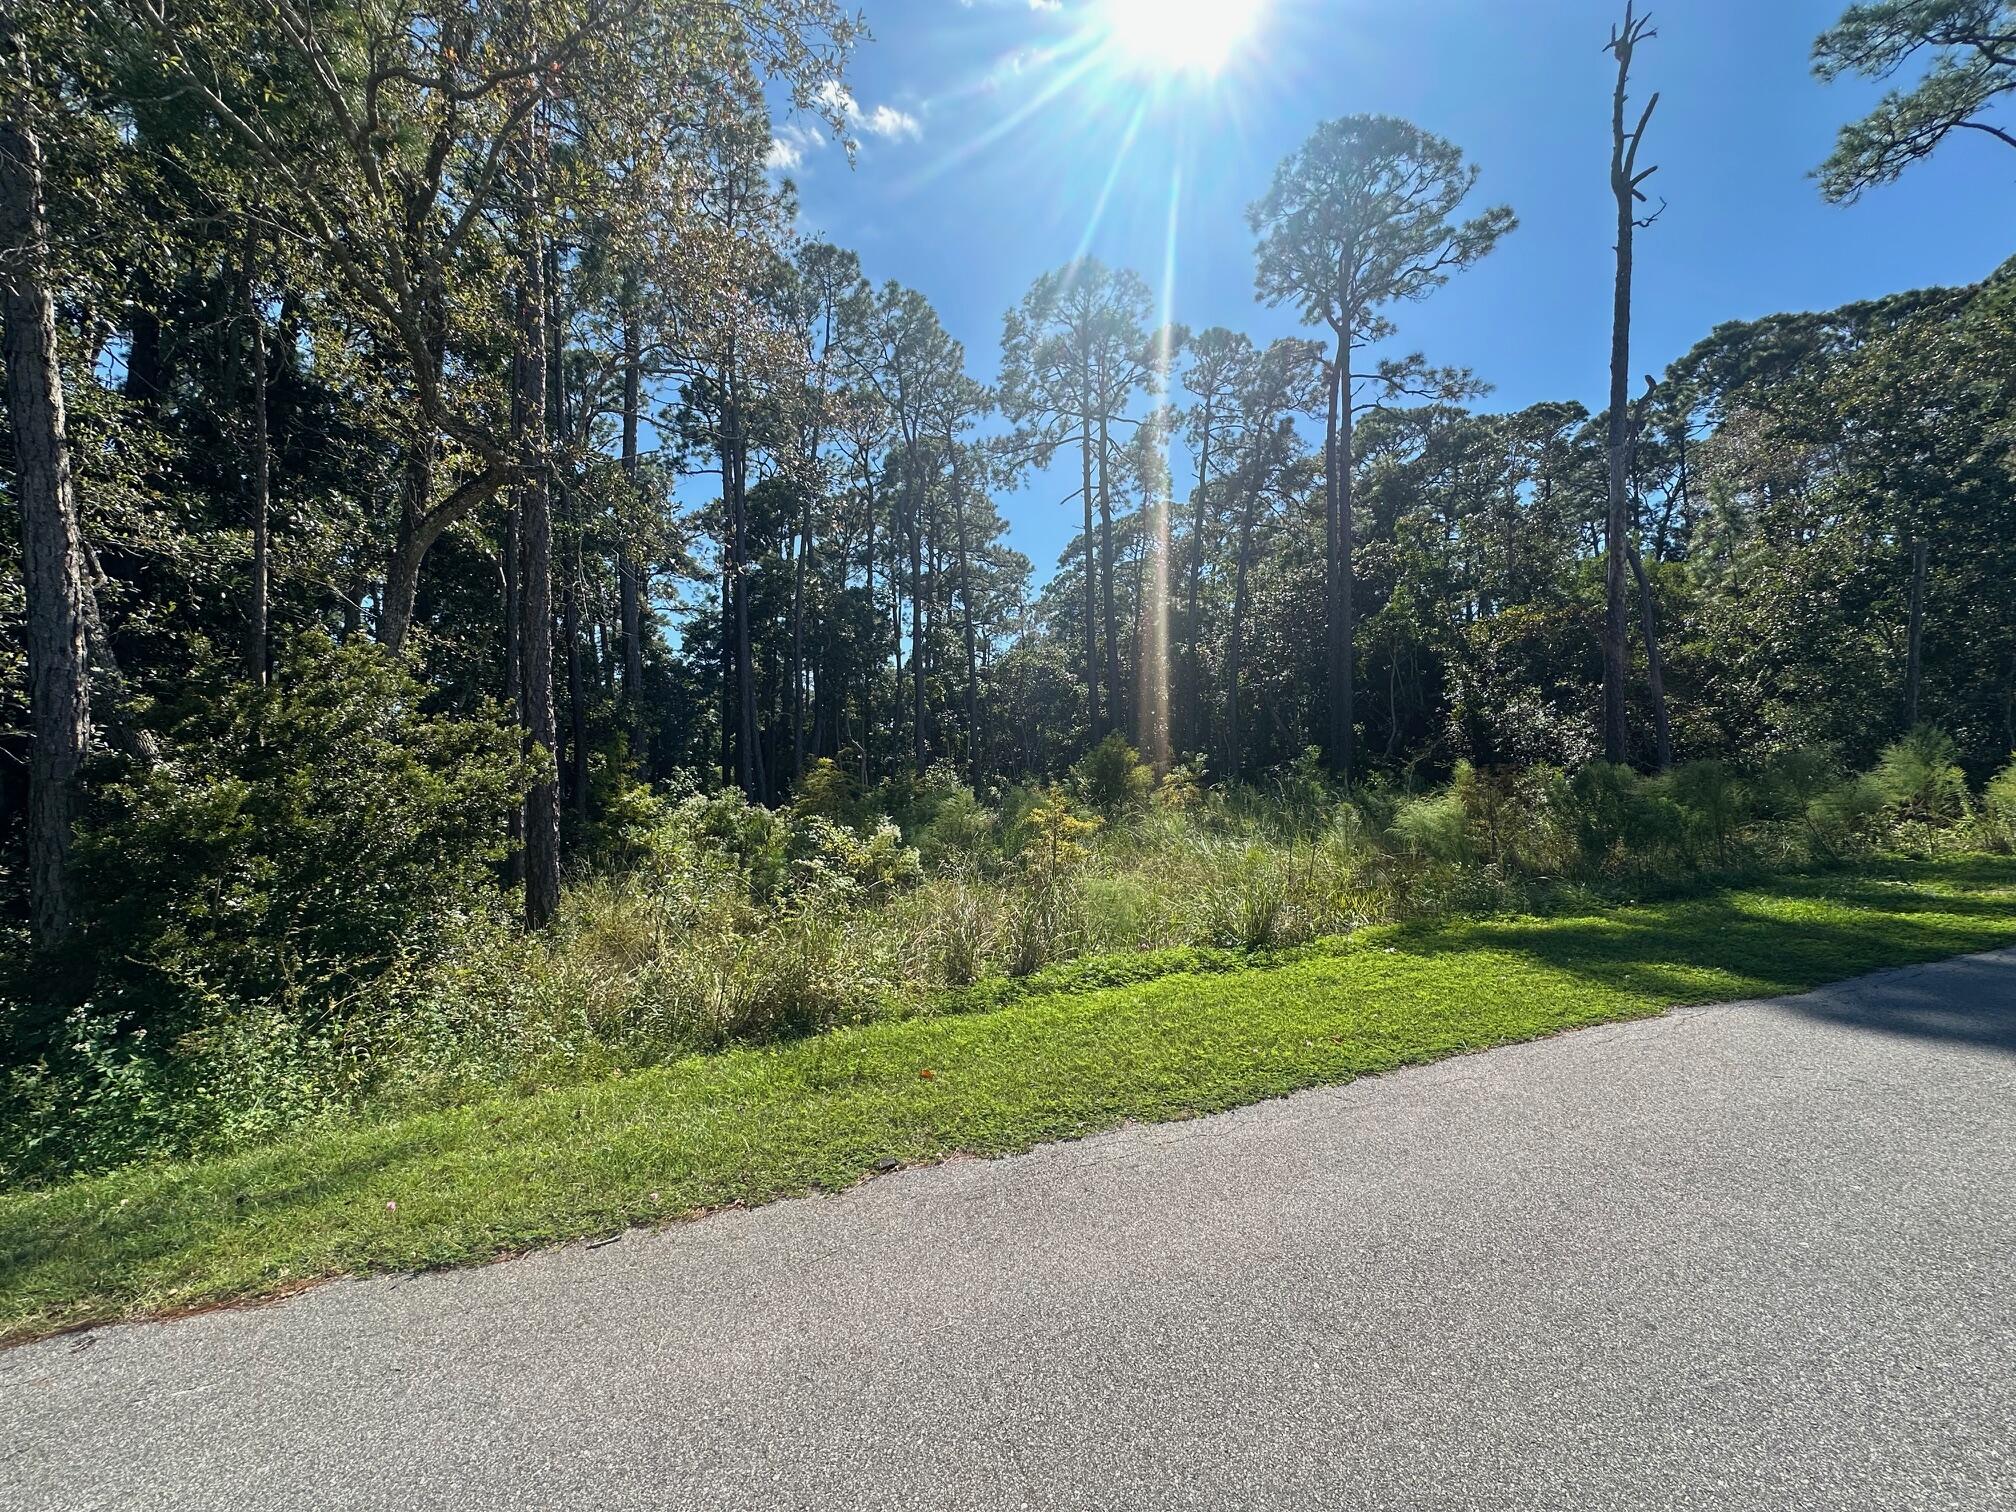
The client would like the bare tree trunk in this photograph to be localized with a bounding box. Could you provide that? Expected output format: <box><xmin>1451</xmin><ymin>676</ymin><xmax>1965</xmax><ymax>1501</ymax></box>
<box><xmin>564</xmin><ymin>568</ymin><xmax>588</xmax><ymax>819</ymax></box>
<box><xmin>1080</xmin><ymin>398</ymin><xmax>1099</xmax><ymax>739</ymax></box>
<box><xmin>909</xmin><ymin>454</ymin><xmax>926</xmax><ymax>776</ymax></box>
<box><xmin>1225</xmin><ymin>484</ymin><xmax>1261</xmax><ymax>783</ymax></box>
<box><xmin>1626</xmin><ymin>540</ymin><xmax>1672</xmax><ymax>771</ymax></box>
<box><xmin>1605</xmin><ymin>4</ymin><xmax>1659</xmax><ymax>766</ymax></box>
<box><xmin>501</xmin><ymin>507</ymin><xmax>524</xmax><ymax>886</ymax></box>
<box><xmin>1</xmin><ymin>39</ymin><xmax>90</xmax><ymax>947</ymax></box>
<box><xmin>618</xmin><ymin>289</ymin><xmax>646</xmax><ymax>748</ymax></box>
<box><xmin>860</xmin><ymin>465</ymin><xmax>876</xmax><ymax>784</ymax></box>
<box><xmin>1183</xmin><ymin>407</ymin><xmax>1213</xmax><ymax>757</ymax></box>
<box><xmin>515</xmin><ymin>163</ymin><xmax>559</xmax><ymax>927</ymax></box>
<box><xmin>1905</xmin><ymin>535</ymin><xmax>1928</xmax><ymax>729</ymax></box>
<box><xmin>950</xmin><ymin>444</ymin><xmax>981</xmax><ymax>780</ymax></box>
<box><xmin>378</xmin><ymin>270</ymin><xmax>448</xmax><ymax>654</ymax></box>
<box><xmin>241</xmin><ymin>227</ymin><xmax>270</xmax><ymax>686</ymax></box>
<box><xmin>1097</xmin><ymin>411</ymin><xmax>1121</xmax><ymax>744</ymax></box>
<box><xmin>1325</xmin><ymin>340</ymin><xmax>1356</xmax><ymax>780</ymax></box>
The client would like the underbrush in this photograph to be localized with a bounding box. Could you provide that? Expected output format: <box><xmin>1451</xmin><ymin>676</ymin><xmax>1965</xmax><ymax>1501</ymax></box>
<box><xmin>6</xmin><ymin>723</ymin><xmax>2015</xmax><ymax>1186</ymax></box>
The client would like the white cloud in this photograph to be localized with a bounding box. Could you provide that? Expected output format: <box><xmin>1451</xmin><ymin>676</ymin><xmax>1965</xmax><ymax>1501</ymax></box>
<box><xmin>811</xmin><ymin>80</ymin><xmax>922</xmax><ymax>143</ymax></box>
<box><xmin>764</xmin><ymin>137</ymin><xmax>804</xmax><ymax>171</ymax></box>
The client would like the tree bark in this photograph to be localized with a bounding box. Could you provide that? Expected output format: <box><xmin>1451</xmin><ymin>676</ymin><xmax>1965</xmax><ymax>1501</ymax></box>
<box><xmin>949</xmin><ymin>442</ymin><xmax>981</xmax><ymax>779</ymax></box>
<box><xmin>618</xmin><ymin>286</ymin><xmax>646</xmax><ymax>748</ymax></box>
<box><xmin>1183</xmin><ymin>401</ymin><xmax>1213</xmax><ymax>757</ymax></box>
<box><xmin>514</xmin><ymin>150</ymin><xmax>559</xmax><ymax>928</ymax></box>
<box><xmin>1626</xmin><ymin>539</ymin><xmax>1672</xmax><ymax>771</ymax></box>
<box><xmin>909</xmin><ymin>446</ymin><xmax>926</xmax><ymax>776</ymax></box>
<box><xmin>861</xmin><ymin>461</ymin><xmax>877</xmax><ymax>784</ymax></box>
<box><xmin>240</xmin><ymin>226</ymin><xmax>270</xmax><ymax>687</ymax></box>
<box><xmin>1</xmin><ymin>38</ymin><xmax>91</xmax><ymax>948</ymax></box>
<box><xmin>1604</xmin><ymin>5</ymin><xmax>1658</xmax><ymax>765</ymax></box>
<box><xmin>1080</xmin><ymin>395</ymin><xmax>1100</xmax><ymax>739</ymax></box>
<box><xmin>1097</xmin><ymin>410</ymin><xmax>1121</xmax><ymax>745</ymax></box>
<box><xmin>1325</xmin><ymin>339</ymin><xmax>1356</xmax><ymax>780</ymax></box>
<box><xmin>1905</xmin><ymin>535</ymin><xmax>1928</xmax><ymax>729</ymax></box>
<box><xmin>1225</xmin><ymin>482</ymin><xmax>1261</xmax><ymax>783</ymax></box>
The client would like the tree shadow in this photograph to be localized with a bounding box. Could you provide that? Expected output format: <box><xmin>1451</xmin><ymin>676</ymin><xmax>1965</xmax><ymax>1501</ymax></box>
<box><xmin>1392</xmin><ymin>867</ymin><xmax>2016</xmax><ymax>1056</ymax></box>
<box><xmin>1773</xmin><ymin>949</ymin><xmax>2016</xmax><ymax>1055</ymax></box>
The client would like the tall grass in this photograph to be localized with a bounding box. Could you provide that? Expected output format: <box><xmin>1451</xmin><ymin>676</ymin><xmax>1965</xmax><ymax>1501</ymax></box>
<box><xmin>8</xmin><ymin>734</ymin><xmax>2015</xmax><ymax>1185</ymax></box>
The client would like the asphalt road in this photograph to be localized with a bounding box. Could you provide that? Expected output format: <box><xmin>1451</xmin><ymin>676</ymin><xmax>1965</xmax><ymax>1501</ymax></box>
<box><xmin>6</xmin><ymin>950</ymin><xmax>2015</xmax><ymax>1511</ymax></box>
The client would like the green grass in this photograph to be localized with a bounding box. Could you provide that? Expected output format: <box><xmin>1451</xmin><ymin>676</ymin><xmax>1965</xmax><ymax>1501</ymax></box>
<box><xmin>5</xmin><ymin>855</ymin><xmax>2015</xmax><ymax>1344</ymax></box>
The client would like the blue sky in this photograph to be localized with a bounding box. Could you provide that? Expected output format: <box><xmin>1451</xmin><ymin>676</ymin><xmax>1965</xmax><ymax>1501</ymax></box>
<box><xmin>769</xmin><ymin>0</ymin><xmax>2016</xmax><ymax>581</ymax></box>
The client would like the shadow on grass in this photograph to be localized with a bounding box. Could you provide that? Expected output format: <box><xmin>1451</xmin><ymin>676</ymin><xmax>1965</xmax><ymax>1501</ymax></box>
<box><xmin>1403</xmin><ymin>857</ymin><xmax>2016</xmax><ymax>1055</ymax></box>
<box><xmin>0</xmin><ymin>1121</ymin><xmax>455</xmax><ymax>1323</ymax></box>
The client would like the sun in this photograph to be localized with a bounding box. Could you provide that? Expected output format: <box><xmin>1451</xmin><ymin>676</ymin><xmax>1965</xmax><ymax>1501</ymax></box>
<box><xmin>1102</xmin><ymin>0</ymin><xmax>1267</xmax><ymax>78</ymax></box>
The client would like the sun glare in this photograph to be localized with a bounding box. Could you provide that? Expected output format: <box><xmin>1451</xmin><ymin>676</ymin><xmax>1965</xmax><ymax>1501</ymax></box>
<box><xmin>1103</xmin><ymin>0</ymin><xmax>1266</xmax><ymax>78</ymax></box>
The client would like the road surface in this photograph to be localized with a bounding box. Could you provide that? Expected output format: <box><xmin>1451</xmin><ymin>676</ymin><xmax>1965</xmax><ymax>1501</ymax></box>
<box><xmin>5</xmin><ymin>949</ymin><xmax>2014</xmax><ymax>1510</ymax></box>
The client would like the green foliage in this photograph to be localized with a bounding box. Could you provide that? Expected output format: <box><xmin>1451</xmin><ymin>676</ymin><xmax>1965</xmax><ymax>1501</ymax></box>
<box><xmin>10</xmin><ymin>856</ymin><xmax>2015</xmax><ymax>1344</ymax></box>
<box><xmin>1665</xmin><ymin>760</ymin><xmax>1749</xmax><ymax>861</ymax></box>
<box><xmin>1071</xmin><ymin>733</ymin><xmax>1155</xmax><ymax>816</ymax></box>
<box><xmin>1391</xmin><ymin>792</ymin><xmax>1471</xmax><ymax>864</ymax></box>
<box><xmin>1813</xmin><ymin>2</ymin><xmax>2016</xmax><ymax>202</ymax></box>
<box><xmin>1871</xmin><ymin>726</ymin><xmax>1970</xmax><ymax>821</ymax></box>
<box><xmin>72</xmin><ymin>635</ymin><xmax>527</xmax><ymax>1034</ymax></box>
<box><xmin>1982</xmin><ymin>754</ymin><xmax>2016</xmax><ymax>851</ymax></box>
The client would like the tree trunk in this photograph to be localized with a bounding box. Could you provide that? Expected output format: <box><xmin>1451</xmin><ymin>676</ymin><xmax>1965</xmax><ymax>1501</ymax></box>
<box><xmin>501</xmin><ymin>508</ymin><xmax>524</xmax><ymax>886</ymax></box>
<box><xmin>950</xmin><ymin>443</ymin><xmax>981</xmax><ymax>779</ymax></box>
<box><xmin>1626</xmin><ymin>539</ymin><xmax>1672</xmax><ymax>771</ymax></box>
<box><xmin>515</xmin><ymin>190</ymin><xmax>559</xmax><ymax>928</ymax></box>
<box><xmin>240</xmin><ymin>227</ymin><xmax>270</xmax><ymax>686</ymax></box>
<box><xmin>564</xmin><ymin>564</ymin><xmax>589</xmax><ymax>819</ymax></box>
<box><xmin>861</xmin><ymin>463</ymin><xmax>877</xmax><ymax>785</ymax></box>
<box><xmin>1080</xmin><ymin>402</ymin><xmax>1099</xmax><ymax>739</ymax></box>
<box><xmin>1097</xmin><ymin>412</ymin><xmax>1121</xmax><ymax>744</ymax></box>
<box><xmin>1326</xmin><ymin>340</ymin><xmax>1356</xmax><ymax>780</ymax></box>
<box><xmin>1604</xmin><ymin>5</ymin><xmax>1656</xmax><ymax>766</ymax></box>
<box><xmin>1225</xmin><ymin>484</ymin><xmax>1261</xmax><ymax>783</ymax></box>
<box><xmin>1183</xmin><ymin>404</ymin><xmax>1213</xmax><ymax>757</ymax></box>
<box><xmin>1</xmin><ymin>42</ymin><xmax>91</xmax><ymax>948</ymax></box>
<box><xmin>909</xmin><ymin>449</ymin><xmax>925</xmax><ymax>776</ymax></box>
<box><xmin>618</xmin><ymin>289</ymin><xmax>646</xmax><ymax>748</ymax></box>
<box><xmin>1905</xmin><ymin>535</ymin><xmax>1928</xmax><ymax>729</ymax></box>
<box><xmin>378</xmin><ymin>270</ymin><xmax>450</xmax><ymax>654</ymax></box>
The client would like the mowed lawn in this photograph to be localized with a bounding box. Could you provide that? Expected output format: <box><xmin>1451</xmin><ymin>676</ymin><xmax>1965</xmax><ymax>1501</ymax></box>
<box><xmin>5</xmin><ymin>856</ymin><xmax>2015</xmax><ymax>1344</ymax></box>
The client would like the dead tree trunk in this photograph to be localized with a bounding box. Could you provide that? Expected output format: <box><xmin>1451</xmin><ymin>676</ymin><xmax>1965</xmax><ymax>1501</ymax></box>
<box><xmin>1</xmin><ymin>35</ymin><xmax>91</xmax><ymax>947</ymax></box>
<box><xmin>1604</xmin><ymin>3</ymin><xmax>1659</xmax><ymax>765</ymax></box>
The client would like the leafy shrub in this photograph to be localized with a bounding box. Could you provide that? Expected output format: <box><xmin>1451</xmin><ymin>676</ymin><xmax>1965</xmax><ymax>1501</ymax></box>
<box><xmin>791</xmin><ymin>757</ymin><xmax>865</xmax><ymax>828</ymax></box>
<box><xmin>1871</xmin><ymin>726</ymin><xmax>1969</xmax><ymax>821</ymax></box>
<box><xmin>1665</xmin><ymin>760</ymin><xmax>1749</xmax><ymax>862</ymax></box>
<box><xmin>1750</xmin><ymin>747</ymin><xmax>1838</xmax><ymax>822</ymax></box>
<box><xmin>1982</xmin><ymin>754</ymin><xmax>2016</xmax><ymax>851</ymax></box>
<box><xmin>1072</xmin><ymin>733</ymin><xmax>1154</xmax><ymax>815</ymax></box>
<box><xmin>916</xmin><ymin>786</ymin><xmax>1000</xmax><ymax>876</ymax></box>
<box><xmin>71</xmin><ymin>634</ymin><xmax>527</xmax><ymax>1042</ymax></box>
<box><xmin>1807</xmin><ymin>775</ymin><xmax>1888</xmax><ymax>856</ymax></box>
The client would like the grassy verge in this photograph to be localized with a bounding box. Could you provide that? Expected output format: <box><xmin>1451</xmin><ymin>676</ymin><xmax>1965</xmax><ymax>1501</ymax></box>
<box><xmin>5</xmin><ymin>855</ymin><xmax>2015</xmax><ymax>1344</ymax></box>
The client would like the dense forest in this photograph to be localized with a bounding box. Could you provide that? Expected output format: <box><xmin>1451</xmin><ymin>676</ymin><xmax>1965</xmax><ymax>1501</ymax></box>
<box><xmin>6</xmin><ymin>0</ymin><xmax>2016</xmax><ymax>1179</ymax></box>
